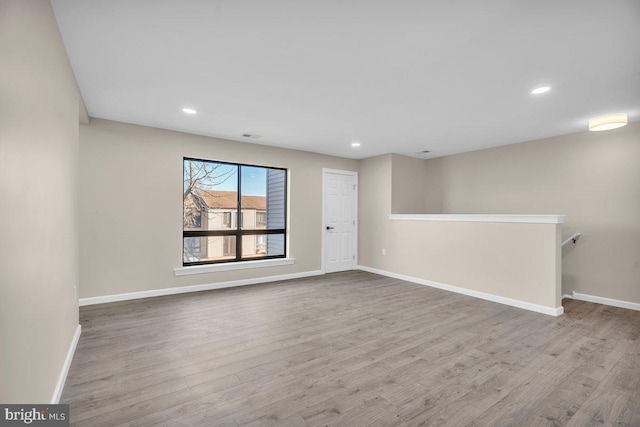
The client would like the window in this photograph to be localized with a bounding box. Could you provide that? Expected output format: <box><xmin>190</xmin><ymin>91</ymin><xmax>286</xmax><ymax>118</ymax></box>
<box><xmin>183</xmin><ymin>158</ymin><xmax>287</xmax><ymax>265</ymax></box>
<box><xmin>223</xmin><ymin>236</ymin><xmax>236</xmax><ymax>256</ymax></box>
<box><xmin>222</xmin><ymin>212</ymin><xmax>232</xmax><ymax>228</ymax></box>
<box><xmin>256</xmin><ymin>211</ymin><xmax>266</xmax><ymax>228</ymax></box>
<box><xmin>256</xmin><ymin>235</ymin><xmax>266</xmax><ymax>254</ymax></box>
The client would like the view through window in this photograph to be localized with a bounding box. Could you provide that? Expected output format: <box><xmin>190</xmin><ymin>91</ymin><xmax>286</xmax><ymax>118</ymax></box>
<box><xmin>183</xmin><ymin>158</ymin><xmax>287</xmax><ymax>265</ymax></box>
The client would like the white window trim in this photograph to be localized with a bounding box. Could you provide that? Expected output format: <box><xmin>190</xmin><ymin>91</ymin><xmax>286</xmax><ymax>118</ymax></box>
<box><xmin>174</xmin><ymin>257</ymin><xmax>295</xmax><ymax>276</ymax></box>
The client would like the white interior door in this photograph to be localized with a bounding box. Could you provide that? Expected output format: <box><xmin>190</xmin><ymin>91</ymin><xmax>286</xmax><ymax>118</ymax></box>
<box><xmin>323</xmin><ymin>170</ymin><xmax>357</xmax><ymax>273</ymax></box>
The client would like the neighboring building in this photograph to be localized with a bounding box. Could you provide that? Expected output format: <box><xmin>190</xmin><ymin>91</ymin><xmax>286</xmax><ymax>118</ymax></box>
<box><xmin>184</xmin><ymin>190</ymin><xmax>266</xmax><ymax>261</ymax></box>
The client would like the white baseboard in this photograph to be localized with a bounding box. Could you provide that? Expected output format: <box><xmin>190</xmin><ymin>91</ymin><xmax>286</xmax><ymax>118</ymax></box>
<box><xmin>562</xmin><ymin>294</ymin><xmax>573</xmax><ymax>300</ymax></box>
<box><xmin>358</xmin><ymin>265</ymin><xmax>563</xmax><ymax>317</ymax></box>
<box><xmin>51</xmin><ymin>324</ymin><xmax>81</xmax><ymax>404</ymax></box>
<box><xmin>79</xmin><ymin>270</ymin><xmax>324</xmax><ymax>306</ymax></box>
<box><xmin>571</xmin><ymin>291</ymin><xmax>640</xmax><ymax>311</ymax></box>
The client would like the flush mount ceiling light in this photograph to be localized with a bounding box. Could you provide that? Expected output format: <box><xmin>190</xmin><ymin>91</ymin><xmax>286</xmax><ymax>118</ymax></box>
<box><xmin>182</xmin><ymin>108</ymin><xmax>197</xmax><ymax>114</ymax></box>
<box><xmin>351</xmin><ymin>142</ymin><xmax>361</xmax><ymax>147</ymax></box>
<box><xmin>589</xmin><ymin>113</ymin><xmax>628</xmax><ymax>131</ymax></box>
<box><xmin>531</xmin><ymin>86</ymin><xmax>551</xmax><ymax>95</ymax></box>
<box><xmin>589</xmin><ymin>113</ymin><xmax>627</xmax><ymax>132</ymax></box>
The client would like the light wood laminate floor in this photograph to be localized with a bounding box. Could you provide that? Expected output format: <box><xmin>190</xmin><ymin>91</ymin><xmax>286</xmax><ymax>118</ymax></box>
<box><xmin>62</xmin><ymin>271</ymin><xmax>640</xmax><ymax>426</ymax></box>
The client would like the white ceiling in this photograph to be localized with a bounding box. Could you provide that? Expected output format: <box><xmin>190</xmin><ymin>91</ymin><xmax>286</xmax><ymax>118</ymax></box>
<box><xmin>52</xmin><ymin>0</ymin><xmax>640</xmax><ymax>160</ymax></box>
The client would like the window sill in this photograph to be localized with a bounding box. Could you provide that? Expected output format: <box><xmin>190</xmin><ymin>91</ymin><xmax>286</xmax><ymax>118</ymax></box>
<box><xmin>174</xmin><ymin>258</ymin><xmax>295</xmax><ymax>276</ymax></box>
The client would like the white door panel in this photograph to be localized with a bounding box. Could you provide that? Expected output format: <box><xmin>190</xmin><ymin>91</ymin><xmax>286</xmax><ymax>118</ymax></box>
<box><xmin>324</xmin><ymin>170</ymin><xmax>357</xmax><ymax>273</ymax></box>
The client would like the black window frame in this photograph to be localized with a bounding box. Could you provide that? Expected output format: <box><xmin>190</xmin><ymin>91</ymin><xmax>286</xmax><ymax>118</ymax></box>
<box><xmin>183</xmin><ymin>157</ymin><xmax>287</xmax><ymax>266</ymax></box>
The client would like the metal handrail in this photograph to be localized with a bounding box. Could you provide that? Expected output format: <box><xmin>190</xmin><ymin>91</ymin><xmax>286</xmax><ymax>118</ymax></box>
<box><xmin>562</xmin><ymin>232</ymin><xmax>581</xmax><ymax>249</ymax></box>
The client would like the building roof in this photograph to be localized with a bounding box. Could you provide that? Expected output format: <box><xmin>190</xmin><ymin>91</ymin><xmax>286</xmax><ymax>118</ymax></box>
<box><xmin>198</xmin><ymin>190</ymin><xmax>266</xmax><ymax>210</ymax></box>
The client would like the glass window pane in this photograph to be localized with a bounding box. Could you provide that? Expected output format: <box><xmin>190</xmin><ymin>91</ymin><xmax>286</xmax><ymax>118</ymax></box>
<box><xmin>241</xmin><ymin>234</ymin><xmax>262</xmax><ymax>258</ymax></box>
<box><xmin>240</xmin><ymin>166</ymin><xmax>266</xmax><ymax>230</ymax></box>
<box><xmin>184</xmin><ymin>160</ymin><xmax>238</xmax><ymax>231</ymax></box>
<box><xmin>183</xmin><ymin>236</ymin><xmax>236</xmax><ymax>263</ymax></box>
<box><xmin>241</xmin><ymin>234</ymin><xmax>285</xmax><ymax>259</ymax></box>
<box><xmin>266</xmin><ymin>234</ymin><xmax>285</xmax><ymax>256</ymax></box>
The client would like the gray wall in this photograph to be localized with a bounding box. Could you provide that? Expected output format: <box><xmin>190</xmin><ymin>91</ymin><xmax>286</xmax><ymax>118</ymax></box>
<box><xmin>426</xmin><ymin>123</ymin><xmax>640</xmax><ymax>304</ymax></box>
<box><xmin>391</xmin><ymin>154</ymin><xmax>429</xmax><ymax>214</ymax></box>
<box><xmin>79</xmin><ymin>119</ymin><xmax>359</xmax><ymax>298</ymax></box>
<box><xmin>0</xmin><ymin>0</ymin><xmax>80</xmax><ymax>402</ymax></box>
<box><xmin>358</xmin><ymin>154</ymin><xmax>393</xmax><ymax>270</ymax></box>
<box><xmin>358</xmin><ymin>155</ymin><xmax>561</xmax><ymax>311</ymax></box>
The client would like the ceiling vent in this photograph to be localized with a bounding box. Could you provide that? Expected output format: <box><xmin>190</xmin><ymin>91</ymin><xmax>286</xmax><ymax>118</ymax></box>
<box><xmin>242</xmin><ymin>133</ymin><xmax>261</xmax><ymax>139</ymax></box>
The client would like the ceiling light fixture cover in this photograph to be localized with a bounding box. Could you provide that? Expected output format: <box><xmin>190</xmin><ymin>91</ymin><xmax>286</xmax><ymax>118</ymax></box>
<box><xmin>531</xmin><ymin>86</ymin><xmax>551</xmax><ymax>95</ymax></box>
<box><xmin>588</xmin><ymin>113</ymin><xmax>628</xmax><ymax>131</ymax></box>
<box><xmin>182</xmin><ymin>108</ymin><xmax>197</xmax><ymax>114</ymax></box>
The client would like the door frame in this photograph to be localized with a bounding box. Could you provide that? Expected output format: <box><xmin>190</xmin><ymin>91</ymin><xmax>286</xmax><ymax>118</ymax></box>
<box><xmin>321</xmin><ymin>168</ymin><xmax>358</xmax><ymax>273</ymax></box>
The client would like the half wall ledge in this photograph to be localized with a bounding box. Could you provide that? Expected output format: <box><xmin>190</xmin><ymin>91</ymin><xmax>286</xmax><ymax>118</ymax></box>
<box><xmin>375</xmin><ymin>213</ymin><xmax>564</xmax><ymax>316</ymax></box>
<box><xmin>388</xmin><ymin>214</ymin><xmax>565</xmax><ymax>224</ymax></box>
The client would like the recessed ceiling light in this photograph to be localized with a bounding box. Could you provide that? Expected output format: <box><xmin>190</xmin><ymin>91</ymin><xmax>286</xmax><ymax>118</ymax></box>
<box><xmin>588</xmin><ymin>113</ymin><xmax>628</xmax><ymax>131</ymax></box>
<box><xmin>182</xmin><ymin>108</ymin><xmax>197</xmax><ymax>114</ymax></box>
<box><xmin>531</xmin><ymin>86</ymin><xmax>551</xmax><ymax>95</ymax></box>
<box><xmin>351</xmin><ymin>142</ymin><xmax>361</xmax><ymax>147</ymax></box>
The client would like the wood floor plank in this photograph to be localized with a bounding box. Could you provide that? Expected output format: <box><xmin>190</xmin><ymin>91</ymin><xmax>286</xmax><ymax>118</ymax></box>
<box><xmin>61</xmin><ymin>271</ymin><xmax>640</xmax><ymax>426</ymax></box>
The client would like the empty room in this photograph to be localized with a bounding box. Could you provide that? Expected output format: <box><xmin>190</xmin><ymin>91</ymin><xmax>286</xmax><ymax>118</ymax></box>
<box><xmin>2</xmin><ymin>0</ymin><xmax>640</xmax><ymax>426</ymax></box>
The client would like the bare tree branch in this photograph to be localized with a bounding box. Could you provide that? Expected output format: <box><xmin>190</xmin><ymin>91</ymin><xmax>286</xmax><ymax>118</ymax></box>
<box><xmin>183</xmin><ymin>160</ymin><xmax>237</xmax><ymax>230</ymax></box>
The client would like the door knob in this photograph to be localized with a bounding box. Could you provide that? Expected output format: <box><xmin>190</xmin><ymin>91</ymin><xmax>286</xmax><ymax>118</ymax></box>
<box><xmin>326</xmin><ymin>226</ymin><xmax>334</xmax><ymax>230</ymax></box>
